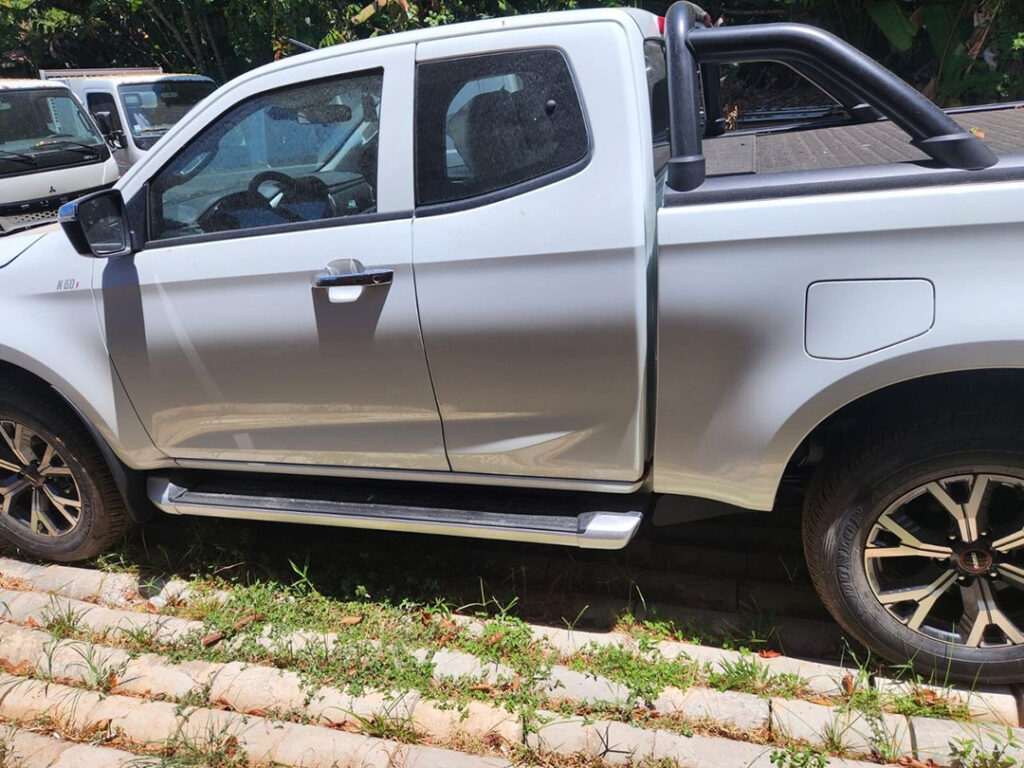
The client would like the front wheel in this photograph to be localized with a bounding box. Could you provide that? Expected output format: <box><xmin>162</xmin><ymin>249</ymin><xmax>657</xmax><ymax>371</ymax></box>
<box><xmin>804</xmin><ymin>416</ymin><xmax>1024</xmax><ymax>684</ymax></box>
<box><xmin>0</xmin><ymin>388</ymin><xmax>128</xmax><ymax>562</ymax></box>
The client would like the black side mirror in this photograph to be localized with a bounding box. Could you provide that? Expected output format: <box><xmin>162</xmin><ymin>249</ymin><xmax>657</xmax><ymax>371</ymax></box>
<box><xmin>93</xmin><ymin>111</ymin><xmax>126</xmax><ymax>149</ymax></box>
<box><xmin>59</xmin><ymin>190</ymin><xmax>133</xmax><ymax>259</ymax></box>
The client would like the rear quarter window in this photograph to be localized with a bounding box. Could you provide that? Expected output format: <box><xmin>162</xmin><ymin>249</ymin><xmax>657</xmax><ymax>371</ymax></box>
<box><xmin>415</xmin><ymin>48</ymin><xmax>589</xmax><ymax>207</ymax></box>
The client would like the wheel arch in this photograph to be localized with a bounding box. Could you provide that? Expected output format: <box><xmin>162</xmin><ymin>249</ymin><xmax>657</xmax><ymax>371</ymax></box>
<box><xmin>782</xmin><ymin>365</ymin><xmax>1024</xmax><ymax>492</ymax></box>
<box><xmin>0</xmin><ymin>358</ymin><xmax>158</xmax><ymax>523</ymax></box>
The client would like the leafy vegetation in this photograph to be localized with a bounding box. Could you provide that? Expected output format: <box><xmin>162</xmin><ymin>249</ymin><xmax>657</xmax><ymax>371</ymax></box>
<box><xmin>950</xmin><ymin>730</ymin><xmax>1021</xmax><ymax>768</ymax></box>
<box><xmin>769</xmin><ymin>743</ymin><xmax>828</xmax><ymax>768</ymax></box>
<box><xmin>705</xmin><ymin>651</ymin><xmax>808</xmax><ymax>699</ymax></box>
<box><xmin>2</xmin><ymin>0</ymin><xmax>1021</xmax><ymax>106</ymax></box>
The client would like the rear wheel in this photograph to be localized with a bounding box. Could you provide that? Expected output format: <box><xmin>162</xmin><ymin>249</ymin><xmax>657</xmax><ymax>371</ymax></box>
<box><xmin>0</xmin><ymin>389</ymin><xmax>127</xmax><ymax>562</ymax></box>
<box><xmin>804</xmin><ymin>416</ymin><xmax>1024</xmax><ymax>683</ymax></box>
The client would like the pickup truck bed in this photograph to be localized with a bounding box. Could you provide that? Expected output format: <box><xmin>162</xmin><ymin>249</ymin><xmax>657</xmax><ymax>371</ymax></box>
<box><xmin>705</xmin><ymin>105</ymin><xmax>1024</xmax><ymax>175</ymax></box>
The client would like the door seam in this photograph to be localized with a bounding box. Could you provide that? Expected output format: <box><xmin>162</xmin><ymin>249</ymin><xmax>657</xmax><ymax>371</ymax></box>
<box><xmin>409</xmin><ymin>217</ymin><xmax>453</xmax><ymax>471</ymax></box>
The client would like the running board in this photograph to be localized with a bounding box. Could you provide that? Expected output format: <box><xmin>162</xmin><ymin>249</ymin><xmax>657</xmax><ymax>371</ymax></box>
<box><xmin>147</xmin><ymin>477</ymin><xmax>643</xmax><ymax>550</ymax></box>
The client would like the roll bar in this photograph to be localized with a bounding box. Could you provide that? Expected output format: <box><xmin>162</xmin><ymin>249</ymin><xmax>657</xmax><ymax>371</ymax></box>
<box><xmin>663</xmin><ymin>2</ymin><xmax>998</xmax><ymax>192</ymax></box>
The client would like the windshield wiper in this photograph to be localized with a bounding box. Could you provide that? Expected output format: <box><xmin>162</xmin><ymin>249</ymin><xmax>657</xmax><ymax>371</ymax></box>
<box><xmin>0</xmin><ymin>149</ymin><xmax>37</xmax><ymax>167</ymax></box>
<box><xmin>34</xmin><ymin>139</ymin><xmax>101</xmax><ymax>154</ymax></box>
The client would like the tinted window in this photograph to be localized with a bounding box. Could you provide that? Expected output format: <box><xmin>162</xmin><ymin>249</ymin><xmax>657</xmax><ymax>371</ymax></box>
<box><xmin>119</xmin><ymin>80</ymin><xmax>217</xmax><ymax>149</ymax></box>
<box><xmin>0</xmin><ymin>88</ymin><xmax>105</xmax><ymax>175</ymax></box>
<box><xmin>86</xmin><ymin>92</ymin><xmax>123</xmax><ymax>132</ymax></box>
<box><xmin>149</xmin><ymin>70</ymin><xmax>382</xmax><ymax>241</ymax></box>
<box><xmin>415</xmin><ymin>49</ymin><xmax>588</xmax><ymax>206</ymax></box>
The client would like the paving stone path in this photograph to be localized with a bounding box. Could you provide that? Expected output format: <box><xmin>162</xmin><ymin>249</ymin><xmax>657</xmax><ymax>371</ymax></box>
<box><xmin>1</xmin><ymin>556</ymin><xmax>1022</xmax><ymax>767</ymax></box>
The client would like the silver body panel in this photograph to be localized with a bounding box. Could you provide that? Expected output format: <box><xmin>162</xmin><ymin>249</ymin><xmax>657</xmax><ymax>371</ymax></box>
<box><xmin>0</xmin><ymin>9</ymin><xmax>1021</xmax><ymax>519</ymax></box>
<box><xmin>654</xmin><ymin>176</ymin><xmax>1024</xmax><ymax>509</ymax></box>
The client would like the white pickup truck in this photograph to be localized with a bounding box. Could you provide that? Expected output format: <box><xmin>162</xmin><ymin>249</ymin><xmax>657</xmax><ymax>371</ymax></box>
<box><xmin>0</xmin><ymin>2</ymin><xmax>1023</xmax><ymax>683</ymax></box>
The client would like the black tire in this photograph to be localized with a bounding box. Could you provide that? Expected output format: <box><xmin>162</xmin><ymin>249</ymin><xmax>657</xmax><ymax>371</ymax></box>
<box><xmin>804</xmin><ymin>414</ymin><xmax>1024</xmax><ymax>684</ymax></box>
<box><xmin>0</xmin><ymin>385</ymin><xmax>127</xmax><ymax>562</ymax></box>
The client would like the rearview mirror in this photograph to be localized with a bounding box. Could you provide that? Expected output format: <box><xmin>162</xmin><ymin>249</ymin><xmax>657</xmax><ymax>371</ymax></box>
<box><xmin>59</xmin><ymin>190</ymin><xmax>133</xmax><ymax>259</ymax></box>
<box><xmin>267</xmin><ymin>103</ymin><xmax>351</xmax><ymax>124</ymax></box>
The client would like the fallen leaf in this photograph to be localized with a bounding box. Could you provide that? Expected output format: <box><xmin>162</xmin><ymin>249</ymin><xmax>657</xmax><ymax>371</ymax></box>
<box><xmin>486</xmin><ymin>632</ymin><xmax>504</xmax><ymax>645</ymax></box>
<box><xmin>25</xmin><ymin>617</ymin><xmax>38</xmax><ymax>628</ymax></box>
<box><xmin>82</xmin><ymin>718</ymin><xmax>112</xmax><ymax>737</ymax></box>
<box><xmin>468</xmin><ymin>683</ymin><xmax>493</xmax><ymax>692</ymax></box>
<box><xmin>201</xmin><ymin>631</ymin><xmax>224</xmax><ymax>648</ymax></box>
<box><xmin>971</xmin><ymin>127</ymin><xmax>987</xmax><ymax>138</ymax></box>
<box><xmin>232</xmin><ymin>614</ymin><xmax>265</xmax><ymax>631</ymax></box>
<box><xmin>757</xmin><ymin>650</ymin><xmax>781</xmax><ymax>659</ymax></box>
<box><xmin>0</xmin><ymin>660</ymin><xmax>33</xmax><ymax>676</ymax></box>
<box><xmin>339</xmin><ymin>615</ymin><xmax>363</xmax><ymax>626</ymax></box>
<box><xmin>811</xmin><ymin>698</ymin><xmax>832</xmax><ymax>706</ymax></box>
<box><xmin>898</xmin><ymin>757</ymin><xmax>932</xmax><ymax>768</ymax></box>
<box><xmin>842</xmin><ymin>674</ymin><xmax>855</xmax><ymax>696</ymax></box>
<box><xmin>511</xmin><ymin>675</ymin><xmax>521</xmax><ymax>692</ymax></box>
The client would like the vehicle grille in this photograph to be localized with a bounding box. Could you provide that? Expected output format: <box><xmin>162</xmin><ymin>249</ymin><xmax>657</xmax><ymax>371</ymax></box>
<box><xmin>10</xmin><ymin>210</ymin><xmax>57</xmax><ymax>227</ymax></box>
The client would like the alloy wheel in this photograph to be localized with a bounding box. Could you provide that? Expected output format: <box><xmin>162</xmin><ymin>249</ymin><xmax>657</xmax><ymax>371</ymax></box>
<box><xmin>0</xmin><ymin>420</ymin><xmax>82</xmax><ymax>538</ymax></box>
<box><xmin>864</xmin><ymin>473</ymin><xmax>1024</xmax><ymax>648</ymax></box>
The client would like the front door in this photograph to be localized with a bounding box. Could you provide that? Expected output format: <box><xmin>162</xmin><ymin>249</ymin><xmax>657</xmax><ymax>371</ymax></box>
<box><xmin>100</xmin><ymin>46</ymin><xmax>447</xmax><ymax>471</ymax></box>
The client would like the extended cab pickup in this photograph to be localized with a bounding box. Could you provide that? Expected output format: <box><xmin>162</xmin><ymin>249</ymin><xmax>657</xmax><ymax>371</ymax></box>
<box><xmin>1</xmin><ymin>2</ymin><xmax>1023</xmax><ymax>682</ymax></box>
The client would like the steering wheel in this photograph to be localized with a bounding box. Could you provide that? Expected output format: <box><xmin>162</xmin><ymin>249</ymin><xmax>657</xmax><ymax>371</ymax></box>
<box><xmin>248</xmin><ymin>170</ymin><xmax>298</xmax><ymax>206</ymax></box>
<box><xmin>196</xmin><ymin>171</ymin><xmax>338</xmax><ymax>234</ymax></box>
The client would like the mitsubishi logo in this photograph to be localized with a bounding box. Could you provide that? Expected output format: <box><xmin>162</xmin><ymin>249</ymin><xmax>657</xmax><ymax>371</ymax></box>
<box><xmin>48</xmin><ymin>186</ymin><xmax>56</xmax><ymax>194</ymax></box>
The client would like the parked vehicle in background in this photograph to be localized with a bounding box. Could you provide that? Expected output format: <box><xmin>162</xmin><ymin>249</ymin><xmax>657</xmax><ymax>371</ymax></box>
<box><xmin>0</xmin><ymin>79</ymin><xmax>118</xmax><ymax>234</ymax></box>
<box><xmin>0</xmin><ymin>2</ymin><xmax>1023</xmax><ymax>684</ymax></box>
<box><xmin>39</xmin><ymin>69</ymin><xmax>217</xmax><ymax>172</ymax></box>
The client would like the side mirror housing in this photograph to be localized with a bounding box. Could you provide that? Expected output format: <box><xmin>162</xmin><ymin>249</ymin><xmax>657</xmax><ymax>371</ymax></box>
<box><xmin>59</xmin><ymin>190</ymin><xmax>133</xmax><ymax>259</ymax></box>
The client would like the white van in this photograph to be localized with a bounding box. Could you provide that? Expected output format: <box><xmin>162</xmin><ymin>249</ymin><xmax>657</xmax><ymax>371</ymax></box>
<box><xmin>40</xmin><ymin>68</ymin><xmax>217</xmax><ymax>172</ymax></box>
<box><xmin>0</xmin><ymin>79</ymin><xmax>119</xmax><ymax>234</ymax></box>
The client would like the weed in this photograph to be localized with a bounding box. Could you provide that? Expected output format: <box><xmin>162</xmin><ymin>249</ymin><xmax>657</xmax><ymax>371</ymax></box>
<box><xmin>132</xmin><ymin>724</ymin><xmax>249</xmax><ymax>768</ymax></box>
<box><xmin>950</xmin><ymin>731</ymin><xmax>1021</xmax><ymax>768</ymax></box>
<box><xmin>69</xmin><ymin>643</ymin><xmax>127</xmax><ymax>692</ymax></box>
<box><xmin>770</xmin><ymin>744</ymin><xmax>828</xmax><ymax>768</ymax></box>
<box><xmin>0</xmin><ymin>727</ymin><xmax>10</xmax><ymax>768</ymax></box>
<box><xmin>567</xmin><ymin>644</ymin><xmax>697</xmax><ymax>703</ymax></box>
<box><xmin>346</xmin><ymin>709</ymin><xmax>422</xmax><ymax>743</ymax></box>
<box><xmin>41</xmin><ymin>600</ymin><xmax>81</xmax><ymax>639</ymax></box>
<box><xmin>705</xmin><ymin>651</ymin><xmax>807</xmax><ymax>698</ymax></box>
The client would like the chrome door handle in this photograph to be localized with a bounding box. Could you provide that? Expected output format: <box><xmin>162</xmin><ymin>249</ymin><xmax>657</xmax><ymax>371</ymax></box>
<box><xmin>313</xmin><ymin>269</ymin><xmax>393</xmax><ymax>288</ymax></box>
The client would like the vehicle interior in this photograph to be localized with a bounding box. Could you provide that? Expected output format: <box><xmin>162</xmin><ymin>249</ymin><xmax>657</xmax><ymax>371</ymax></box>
<box><xmin>151</xmin><ymin>78</ymin><xmax>381</xmax><ymax>241</ymax></box>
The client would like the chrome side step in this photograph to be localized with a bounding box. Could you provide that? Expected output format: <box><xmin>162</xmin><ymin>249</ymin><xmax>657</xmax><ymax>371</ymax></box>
<box><xmin>147</xmin><ymin>477</ymin><xmax>643</xmax><ymax>550</ymax></box>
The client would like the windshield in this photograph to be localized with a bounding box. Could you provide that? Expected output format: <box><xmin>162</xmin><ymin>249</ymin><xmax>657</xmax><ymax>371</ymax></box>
<box><xmin>0</xmin><ymin>88</ymin><xmax>103</xmax><ymax>154</ymax></box>
<box><xmin>119</xmin><ymin>80</ymin><xmax>216</xmax><ymax>147</ymax></box>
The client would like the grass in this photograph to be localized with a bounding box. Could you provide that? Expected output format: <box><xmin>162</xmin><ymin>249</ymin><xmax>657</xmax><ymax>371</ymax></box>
<box><xmin>129</xmin><ymin>725</ymin><xmax>250</xmax><ymax>768</ymax></box>
<box><xmin>40</xmin><ymin>599</ymin><xmax>82</xmax><ymax>639</ymax></box>
<box><xmin>566</xmin><ymin>644</ymin><xmax>698</xmax><ymax>703</ymax></box>
<box><xmin>705</xmin><ymin>651</ymin><xmax>808</xmax><ymax>699</ymax></box>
